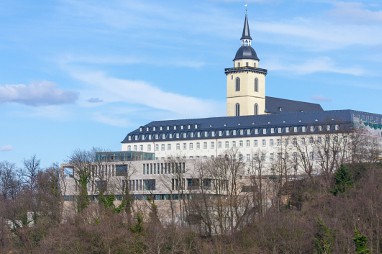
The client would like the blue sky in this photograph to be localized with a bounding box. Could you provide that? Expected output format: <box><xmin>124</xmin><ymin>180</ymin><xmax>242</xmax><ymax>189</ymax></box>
<box><xmin>1</xmin><ymin>0</ymin><xmax>382</xmax><ymax>167</ymax></box>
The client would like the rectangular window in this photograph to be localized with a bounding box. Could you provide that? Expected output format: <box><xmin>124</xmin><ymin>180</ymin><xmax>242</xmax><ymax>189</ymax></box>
<box><xmin>277</xmin><ymin>139</ymin><xmax>281</xmax><ymax>146</ymax></box>
<box><xmin>183</xmin><ymin>143</ymin><xmax>187</xmax><ymax>150</ymax></box>
<box><xmin>134</xmin><ymin>145</ymin><xmax>137</xmax><ymax>151</ymax></box>
<box><xmin>262</xmin><ymin>139</ymin><xmax>266</xmax><ymax>146</ymax></box>
<box><xmin>262</xmin><ymin>129</ymin><xmax>266</xmax><ymax>134</ymax></box>
<box><xmin>211</xmin><ymin>142</ymin><xmax>215</xmax><ymax>149</ymax></box>
<box><xmin>246</xmin><ymin>140</ymin><xmax>250</xmax><ymax>147</ymax></box>
<box><xmin>232</xmin><ymin>141</ymin><xmax>236</xmax><ymax>147</ymax></box>
<box><xmin>294</xmin><ymin>127</ymin><xmax>298</xmax><ymax>132</ymax></box>
<box><xmin>203</xmin><ymin>142</ymin><xmax>207</xmax><ymax>149</ymax></box>
<box><xmin>147</xmin><ymin>144</ymin><xmax>151</xmax><ymax>151</ymax></box>
<box><xmin>176</xmin><ymin>143</ymin><xmax>180</xmax><ymax>150</ymax></box>
<box><xmin>218</xmin><ymin>141</ymin><xmax>222</xmax><ymax>148</ymax></box>
<box><xmin>196</xmin><ymin>142</ymin><xmax>200</xmax><ymax>149</ymax></box>
<box><xmin>271</xmin><ymin>128</ymin><xmax>274</xmax><ymax>134</ymax></box>
<box><xmin>270</xmin><ymin>139</ymin><xmax>274</xmax><ymax>146</ymax></box>
<box><xmin>167</xmin><ymin>144</ymin><xmax>171</xmax><ymax>150</ymax></box>
<box><xmin>116</xmin><ymin>165</ymin><xmax>127</xmax><ymax>176</ymax></box>
<box><xmin>246</xmin><ymin>154</ymin><xmax>250</xmax><ymax>162</ymax></box>
<box><xmin>155</xmin><ymin>144</ymin><xmax>159</xmax><ymax>151</ymax></box>
<box><xmin>278</xmin><ymin>128</ymin><xmax>282</xmax><ymax>133</ymax></box>
<box><xmin>225</xmin><ymin>141</ymin><xmax>229</xmax><ymax>148</ymax></box>
<box><xmin>254</xmin><ymin>140</ymin><xmax>258</xmax><ymax>147</ymax></box>
<box><xmin>189</xmin><ymin>143</ymin><xmax>193</xmax><ymax>150</ymax></box>
<box><xmin>285</xmin><ymin>127</ymin><xmax>290</xmax><ymax>133</ymax></box>
<box><xmin>143</xmin><ymin>179</ymin><xmax>156</xmax><ymax>190</ymax></box>
<box><xmin>239</xmin><ymin>140</ymin><xmax>243</xmax><ymax>147</ymax></box>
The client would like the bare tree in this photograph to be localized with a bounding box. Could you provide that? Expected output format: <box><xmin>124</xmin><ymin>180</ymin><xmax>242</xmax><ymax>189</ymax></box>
<box><xmin>68</xmin><ymin>149</ymin><xmax>97</xmax><ymax>213</ymax></box>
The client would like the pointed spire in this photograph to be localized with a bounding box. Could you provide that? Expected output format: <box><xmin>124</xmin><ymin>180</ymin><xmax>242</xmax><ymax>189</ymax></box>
<box><xmin>240</xmin><ymin>13</ymin><xmax>252</xmax><ymax>40</ymax></box>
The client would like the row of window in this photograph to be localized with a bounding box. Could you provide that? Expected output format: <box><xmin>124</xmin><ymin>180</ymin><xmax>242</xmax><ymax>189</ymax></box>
<box><xmin>171</xmin><ymin>178</ymin><xmax>228</xmax><ymax>191</ymax></box>
<box><xmin>137</xmin><ymin>115</ymin><xmax>381</xmax><ymax>134</ymax></box>
<box><xmin>123</xmin><ymin>179</ymin><xmax>156</xmax><ymax>191</ymax></box>
<box><xmin>128</xmin><ymin>135</ymin><xmax>340</xmax><ymax>152</ymax></box>
<box><xmin>143</xmin><ymin>162</ymin><xmax>186</xmax><ymax>175</ymax></box>
<box><xmin>235</xmin><ymin>103</ymin><xmax>258</xmax><ymax>116</ymax></box>
<box><xmin>234</xmin><ymin>77</ymin><xmax>259</xmax><ymax>92</ymax></box>
<box><xmin>139</xmin><ymin>124</ymin><xmax>198</xmax><ymax>133</ymax></box>
<box><xmin>128</xmin><ymin>125</ymin><xmax>340</xmax><ymax>142</ymax></box>
<box><xmin>64</xmin><ymin>194</ymin><xmax>208</xmax><ymax>201</ymax></box>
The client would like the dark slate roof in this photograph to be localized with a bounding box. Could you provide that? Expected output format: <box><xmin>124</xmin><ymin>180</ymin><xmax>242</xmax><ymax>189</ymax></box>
<box><xmin>241</xmin><ymin>14</ymin><xmax>252</xmax><ymax>40</ymax></box>
<box><xmin>121</xmin><ymin>110</ymin><xmax>382</xmax><ymax>143</ymax></box>
<box><xmin>265</xmin><ymin>96</ymin><xmax>323</xmax><ymax>114</ymax></box>
<box><xmin>234</xmin><ymin>46</ymin><xmax>259</xmax><ymax>61</ymax></box>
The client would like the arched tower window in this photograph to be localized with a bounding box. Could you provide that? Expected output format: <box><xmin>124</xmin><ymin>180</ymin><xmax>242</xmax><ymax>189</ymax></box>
<box><xmin>254</xmin><ymin>78</ymin><xmax>259</xmax><ymax>92</ymax></box>
<box><xmin>235</xmin><ymin>77</ymin><xmax>240</xmax><ymax>91</ymax></box>
<box><xmin>235</xmin><ymin>103</ymin><xmax>240</xmax><ymax>116</ymax></box>
<box><xmin>254</xmin><ymin>103</ymin><xmax>258</xmax><ymax>115</ymax></box>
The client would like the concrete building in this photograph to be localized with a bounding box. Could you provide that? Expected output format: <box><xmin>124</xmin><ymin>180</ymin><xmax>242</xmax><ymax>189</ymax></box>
<box><xmin>62</xmin><ymin>12</ymin><xmax>382</xmax><ymax>212</ymax></box>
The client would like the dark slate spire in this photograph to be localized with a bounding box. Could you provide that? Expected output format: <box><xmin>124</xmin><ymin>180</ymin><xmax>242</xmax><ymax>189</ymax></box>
<box><xmin>240</xmin><ymin>14</ymin><xmax>252</xmax><ymax>40</ymax></box>
<box><xmin>233</xmin><ymin>12</ymin><xmax>259</xmax><ymax>61</ymax></box>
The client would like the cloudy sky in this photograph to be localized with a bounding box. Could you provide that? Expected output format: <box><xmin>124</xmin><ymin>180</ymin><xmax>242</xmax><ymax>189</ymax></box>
<box><xmin>1</xmin><ymin>0</ymin><xmax>382</xmax><ymax>167</ymax></box>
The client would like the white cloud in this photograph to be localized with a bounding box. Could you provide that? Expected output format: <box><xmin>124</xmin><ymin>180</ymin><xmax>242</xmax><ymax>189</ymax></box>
<box><xmin>88</xmin><ymin>97</ymin><xmax>103</xmax><ymax>103</ymax></box>
<box><xmin>328</xmin><ymin>2</ymin><xmax>382</xmax><ymax>24</ymax></box>
<box><xmin>267</xmin><ymin>57</ymin><xmax>365</xmax><ymax>76</ymax></box>
<box><xmin>59</xmin><ymin>54</ymin><xmax>205</xmax><ymax>69</ymax></box>
<box><xmin>0</xmin><ymin>82</ymin><xmax>78</xmax><ymax>106</ymax></box>
<box><xmin>0</xmin><ymin>145</ymin><xmax>14</xmax><ymax>152</ymax></box>
<box><xmin>70</xmin><ymin>69</ymin><xmax>223</xmax><ymax>120</ymax></box>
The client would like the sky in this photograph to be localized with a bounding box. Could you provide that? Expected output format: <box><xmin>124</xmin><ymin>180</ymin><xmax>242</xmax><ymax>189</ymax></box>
<box><xmin>1</xmin><ymin>0</ymin><xmax>382</xmax><ymax>168</ymax></box>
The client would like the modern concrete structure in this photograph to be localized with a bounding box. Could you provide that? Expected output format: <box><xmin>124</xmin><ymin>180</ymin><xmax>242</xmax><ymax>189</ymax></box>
<box><xmin>62</xmin><ymin>12</ymin><xmax>382</xmax><ymax>209</ymax></box>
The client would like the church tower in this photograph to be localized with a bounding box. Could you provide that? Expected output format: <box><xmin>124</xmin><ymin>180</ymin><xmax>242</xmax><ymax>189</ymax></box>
<box><xmin>225</xmin><ymin>12</ymin><xmax>267</xmax><ymax>117</ymax></box>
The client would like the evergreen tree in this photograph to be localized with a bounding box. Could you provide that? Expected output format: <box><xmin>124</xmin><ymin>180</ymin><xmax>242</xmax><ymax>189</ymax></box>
<box><xmin>332</xmin><ymin>164</ymin><xmax>353</xmax><ymax>195</ymax></box>
<box><xmin>353</xmin><ymin>228</ymin><xmax>370</xmax><ymax>254</ymax></box>
<box><xmin>314</xmin><ymin>219</ymin><xmax>334</xmax><ymax>254</ymax></box>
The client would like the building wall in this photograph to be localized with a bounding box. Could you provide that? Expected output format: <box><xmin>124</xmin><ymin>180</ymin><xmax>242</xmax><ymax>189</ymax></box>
<box><xmin>226</xmin><ymin>60</ymin><xmax>266</xmax><ymax>116</ymax></box>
